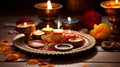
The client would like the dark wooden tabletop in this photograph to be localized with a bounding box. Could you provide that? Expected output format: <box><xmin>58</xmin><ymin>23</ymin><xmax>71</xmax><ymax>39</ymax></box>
<box><xmin>0</xmin><ymin>10</ymin><xmax>120</xmax><ymax>67</ymax></box>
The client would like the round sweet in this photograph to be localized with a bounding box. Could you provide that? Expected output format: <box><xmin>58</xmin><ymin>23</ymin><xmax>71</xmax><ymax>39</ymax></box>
<box><xmin>28</xmin><ymin>40</ymin><xmax>47</xmax><ymax>48</ymax></box>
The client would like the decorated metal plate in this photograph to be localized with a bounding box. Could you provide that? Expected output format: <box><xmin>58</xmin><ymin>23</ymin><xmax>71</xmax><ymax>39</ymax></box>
<box><xmin>13</xmin><ymin>32</ymin><xmax>95</xmax><ymax>55</ymax></box>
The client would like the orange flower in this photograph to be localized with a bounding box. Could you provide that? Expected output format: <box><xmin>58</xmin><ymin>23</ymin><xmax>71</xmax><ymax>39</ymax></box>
<box><xmin>90</xmin><ymin>23</ymin><xmax>112</xmax><ymax>39</ymax></box>
<box><xmin>1</xmin><ymin>38</ymin><xmax>11</xmax><ymax>43</ymax></box>
<box><xmin>7</xmin><ymin>53</ymin><xmax>20</xmax><ymax>61</ymax></box>
<box><xmin>40</xmin><ymin>64</ymin><xmax>54</xmax><ymax>67</ymax></box>
<box><xmin>27</xmin><ymin>59</ymin><xmax>39</xmax><ymax>65</ymax></box>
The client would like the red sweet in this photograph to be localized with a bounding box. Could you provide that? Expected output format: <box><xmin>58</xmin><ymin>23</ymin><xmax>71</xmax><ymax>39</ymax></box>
<box><xmin>16</xmin><ymin>18</ymin><xmax>34</xmax><ymax>25</ymax></box>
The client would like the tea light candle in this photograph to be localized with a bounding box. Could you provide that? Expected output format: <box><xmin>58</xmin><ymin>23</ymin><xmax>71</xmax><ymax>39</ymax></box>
<box><xmin>17</xmin><ymin>22</ymin><xmax>29</xmax><ymax>28</ymax></box>
<box><xmin>42</xmin><ymin>25</ymin><xmax>54</xmax><ymax>34</ymax></box>
<box><xmin>17</xmin><ymin>22</ymin><xmax>31</xmax><ymax>34</ymax></box>
<box><xmin>33</xmin><ymin>30</ymin><xmax>45</xmax><ymax>35</ymax></box>
<box><xmin>53</xmin><ymin>29</ymin><xmax>64</xmax><ymax>35</ymax></box>
<box><xmin>62</xmin><ymin>17</ymin><xmax>79</xmax><ymax>30</ymax></box>
<box><xmin>53</xmin><ymin>21</ymin><xmax>63</xmax><ymax>35</ymax></box>
<box><xmin>64</xmin><ymin>30</ymin><xmax>76</xmax><ymax>39</ymax></box>
<box><xmin>63</xmin><ymin>17</ymin><xmax>78</xmax><ymax>24</ymax></box>
<box><xmin>32</xmin><ymin>30</ymin><xmax>45</xmax><ymax>40</ymax></box>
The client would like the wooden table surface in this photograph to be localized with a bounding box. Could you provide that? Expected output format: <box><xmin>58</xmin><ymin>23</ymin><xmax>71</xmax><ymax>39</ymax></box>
<box><xmin>0</xmin><ymin>10</ymin><xmax>120</xmax><ymax>67</ymax></box>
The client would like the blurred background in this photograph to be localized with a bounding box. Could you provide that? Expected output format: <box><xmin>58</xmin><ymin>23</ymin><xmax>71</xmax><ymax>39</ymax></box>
<box><xmin>0</xmin><ymin>0</ymin><xmax>105</xmax><ymax>16</ymax></box>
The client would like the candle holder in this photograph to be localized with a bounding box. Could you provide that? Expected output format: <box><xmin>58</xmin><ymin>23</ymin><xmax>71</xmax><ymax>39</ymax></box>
<box><xmin>62</xmin><ymin>18</ymin><xmax>79</xmax><ymax>30</ymax></box>
<box><xmin>16</xmin><ymin>22</ymin><xmax>36</xmax><ymax>42</ymax></box>
<box><xmin>34</xmin><ymin>2</ymin><xmax>63</xmax><ymax>29</ymax></box>
<box><xmin>32</xmin><ymin>30</ymin><xmax>45</xmax><ymax>40</ymax></box>
<box><xmin>101</xmin><ymin>1</ymin><xmax>120</xmax><ymax>35</ymax></box>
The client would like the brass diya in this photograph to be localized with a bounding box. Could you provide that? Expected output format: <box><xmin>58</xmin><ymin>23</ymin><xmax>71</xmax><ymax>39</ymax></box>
<box><xmin>34</xmin><ymin>2</ymin><xmax>63</xmax><ymax>29</ymax></box>
<box><xmin>100</xmin><ymin>1</ymin><xmax>120</xmax><ymax>35</ymax></box>
<box><xmin>16</xmin><ymin>22</ymin><xmax>36</xmax><ymax>41</ymax></box>
<box><xmin>16</xmin><ymin>22</ymin><xmax>36</xmax><ymax>34</ymax></box>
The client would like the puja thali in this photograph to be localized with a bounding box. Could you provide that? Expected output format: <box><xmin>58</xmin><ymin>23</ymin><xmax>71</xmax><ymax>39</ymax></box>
<box><xmin>13</xmin><ymin>31</ymin><xmax>96</xmax><ymax>55</ymax></box>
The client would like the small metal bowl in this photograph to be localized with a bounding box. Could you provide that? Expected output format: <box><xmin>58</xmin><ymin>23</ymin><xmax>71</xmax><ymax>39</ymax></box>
<box><xmin>55</xmin><ymin>43</ymin><xmax>73</xmax><ymax>51</ymax></box>
<box><xmin>28</xmin><ymin>40</ymin><xmax>47</xmax><ymax>48</ymax></box>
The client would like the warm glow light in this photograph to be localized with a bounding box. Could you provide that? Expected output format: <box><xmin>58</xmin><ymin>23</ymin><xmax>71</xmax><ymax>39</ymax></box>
<box><xmin>46</xmin><ymin>24</ymin><xmax>49</xmax><ymax>28</ymax></box>
<box><xmin>36</xmin><ymin>30</ymin><xmax>40</xmax><ymax>33</ymax></box>
<box><xmin>57</xmin><ymin>21</ymin><xmax>61</xmax><ymax>29</ymax></box>
<box><xmin>24</xmin><ymin>22</ymin><xmax>27</xmax><ymax>26</ymax></box>
<box><xmin>68</xmin><ymin>29</ymin><xmax>71</xmax><ymax>33</ymax></box>
<box><xmin>115</xmin><ymin>0</ymin><xmax>118</xmax><ymax>4</ymax></box>
<box><xmin>47</xmin><ymin>0</ymin><xmax>52</xmax><ymax>9</ymax></box>
<box><xmin>68</xmin><ymin>17</ymin><xmax>71</xmax><ymax>21</ymax></box>
<box><xmin>33</xmin><ymin>30</ymin><xmax>45</xmax><ymax>35</ymax></box>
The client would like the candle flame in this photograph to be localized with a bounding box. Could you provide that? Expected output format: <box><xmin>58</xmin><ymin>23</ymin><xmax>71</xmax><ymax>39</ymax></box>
<box><xmin>46</xmin><ymin>24</ymin><xmax>49</xmax><ymax>28</ymax></box>
<box><xmin>68</xmin><ymin>17</ymin><xmax>71</xmax><ymax>24</ymax></box>
<box><xmin>24</xmin><ymin>22</ymin><xmax>27</xmax><ymax>26</ymax></box>
<box><xmin>47</xmin><ymin>0</ymin><xmax>52</xmax><ymax>9</ymax></box>
<box><xmin>116</xmin><ymin>0</ymin><xmax>118</xmax><ymax>4</ymax></box>
<box><xmin>57</xmin><ymin>21</ymin><xmax>61</xmax><ymax>29</ymax></box>
<box><xmin>36</xmin><ymin>30</ymin><xmax>40</xmax><ymax>32</ymax></box>
<box><xmin>68</xmin><ymin>29</ymin><xmax>71</xmax><ymax>33</ymax></box>
<box><xmin>68</xmin><ymin>17</ymin><xmax>71</xmax><ymax>21</ymax></box>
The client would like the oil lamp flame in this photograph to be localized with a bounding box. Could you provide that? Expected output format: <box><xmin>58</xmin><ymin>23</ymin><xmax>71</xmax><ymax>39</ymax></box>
<box><xmin>68</xmin><ymin>17</ymin><xmax>71</xmax><ymax>22</ymax></box>
<box><xmin>24</xmin><ymin>22</ymin><xmax>27</xmax><ymax>26</ymax></box>
<box><xmin>46</xmin><ymin>24</ymin><xmax>49</xmax><ymax>28</ymax></box>
<box><xmin>116</xmin><ymin>0</ymin><xmax>118</xmax><ymax>4</ymax></box>
<box><xmin>68</xmin><ymin>17</ymin><xmax>72</xmax><ymax>24</ymax></box>
<box><xmin>68</xmin><ymin>29</ymin><xmax>71</xmax><ymax>33</ymax></box>
<box><xmin>47</xmin><ymin>0</ymin><xmax>52</xmax><ymax>9</ymax></box>
<box><xmin>57</xmin><ymin>21</ymin><xmax>61</xmax><ymax>29</ymax></box>
<box><xmin>36</xmin><ymin>30</ymin><xmax>40</xmax><ymax>32</ymax></box>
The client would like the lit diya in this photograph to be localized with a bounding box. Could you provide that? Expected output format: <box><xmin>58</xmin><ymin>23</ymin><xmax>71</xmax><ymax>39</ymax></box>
<box><xmin>62</xmin><ymin>17</ymin><xmax>79</xmax><ymax>30</ymax></box>
<box><xmin>32</xmin><ymin>30</ymin><xmax>45</xmax><ymax>40</ymax></box>
<box><xmin>42</xmin><ymin>24</ymin><xmax>54</xmax><ymax>35</ymax></box>
<box><xmin>64</xmin><ymin>30</ymin><xmax>76</xmax><ymax>39</ymax></box>
<box><xmin>16</xmin><ymin>22</ymin><xmax>30</xmax><ymax>34</ymax></box>
<box><xmin>51</xmin><ymin>21</ymin><xmax>64</xmax><ymax>42</ymax></box>
<box><xmin>52</xmin><ymin>20</ymin><xmax>63</xmax><ymax>35</ymax></box>
<box><xmin>28</xmin><ymin>40</ymin><xmax>47</xmax><ymax>48</ymax></box>
<box><xmin>17</xmin><ymin>22</ymin><xmax>36</xmax><ymax>34</ymax></box>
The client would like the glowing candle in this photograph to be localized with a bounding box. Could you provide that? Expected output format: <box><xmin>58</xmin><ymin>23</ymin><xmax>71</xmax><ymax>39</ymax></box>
<box><xmin>53</xmin><ymin>21</ymin><xmax>64</xmax><ymax>35</ymax></box>
<box><xmin>32</xmin><ymin>30</ymin><xmax>45</xmax><ymax>40</ymax></box>
<box><xmin>47</xmin><ymin>0</ymin><xmax>52</xmax><ymax>9</ymax></box>
<box><xmin>42</xmin><ymin>25</ymin><xmax>54</xmax><ymax>34</ymax></box>
<box><xmin>64</xmin><ymin>30</ymin><xmax>76</xmax><ymax>39</ymax></box>
<box><xmin>116</xmin><ymin>0</ymin><xmax>118</xmax><ymax>4</ymax></box>
<box><xmin>63</xmin><ymin>17</ymin><xmax>77</xmax><ymax>24</ymax></box>
<box><xmin>17</xmin><ymin>22</ymin><xmax>28</xmax><ymax>28</ymax></box>
<box><xmin>17</xmin><ymin>22</ymin><xmax>31</xmax><ymax>34</ymax></box>
<box><xmin>33</xmin><ymin>30</ymin><xmax>45</xmax><ymax>35</ymax></box>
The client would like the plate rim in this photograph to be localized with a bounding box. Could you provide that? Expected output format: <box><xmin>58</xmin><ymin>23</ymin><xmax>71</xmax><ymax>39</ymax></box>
<box><xmin>13</xmin><ymin>32</ymin><xmax>96</xmax><ymax>55</ymax></box>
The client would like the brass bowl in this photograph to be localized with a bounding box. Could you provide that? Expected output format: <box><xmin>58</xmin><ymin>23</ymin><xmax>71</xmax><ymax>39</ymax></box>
<box><xmin>34</xmin><ymin>3</ymin><xmax>63</xmax><ymax>20</ymax></box>
<box><xmin>100</xmin><ymin>1</ymin><xmax>120</xmax><ymax>34</ymax></box>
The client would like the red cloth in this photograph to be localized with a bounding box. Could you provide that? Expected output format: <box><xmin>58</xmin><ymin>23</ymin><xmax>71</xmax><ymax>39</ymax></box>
<box><xmin>82</xmin><ymin>10</ymin><xmax>102</xmax><ymax>28</ymax></box>
<box><xmin>16</xmin><ymin>18</ymin><xmax>34</xmax><ymax>25</ymax></box>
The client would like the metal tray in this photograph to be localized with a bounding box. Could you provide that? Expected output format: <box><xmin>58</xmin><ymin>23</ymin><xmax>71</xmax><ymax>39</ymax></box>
<box><xmin>13</xmin><ymin>32</ymin><xmax>95</xmax><ymax>55</ymax></box>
